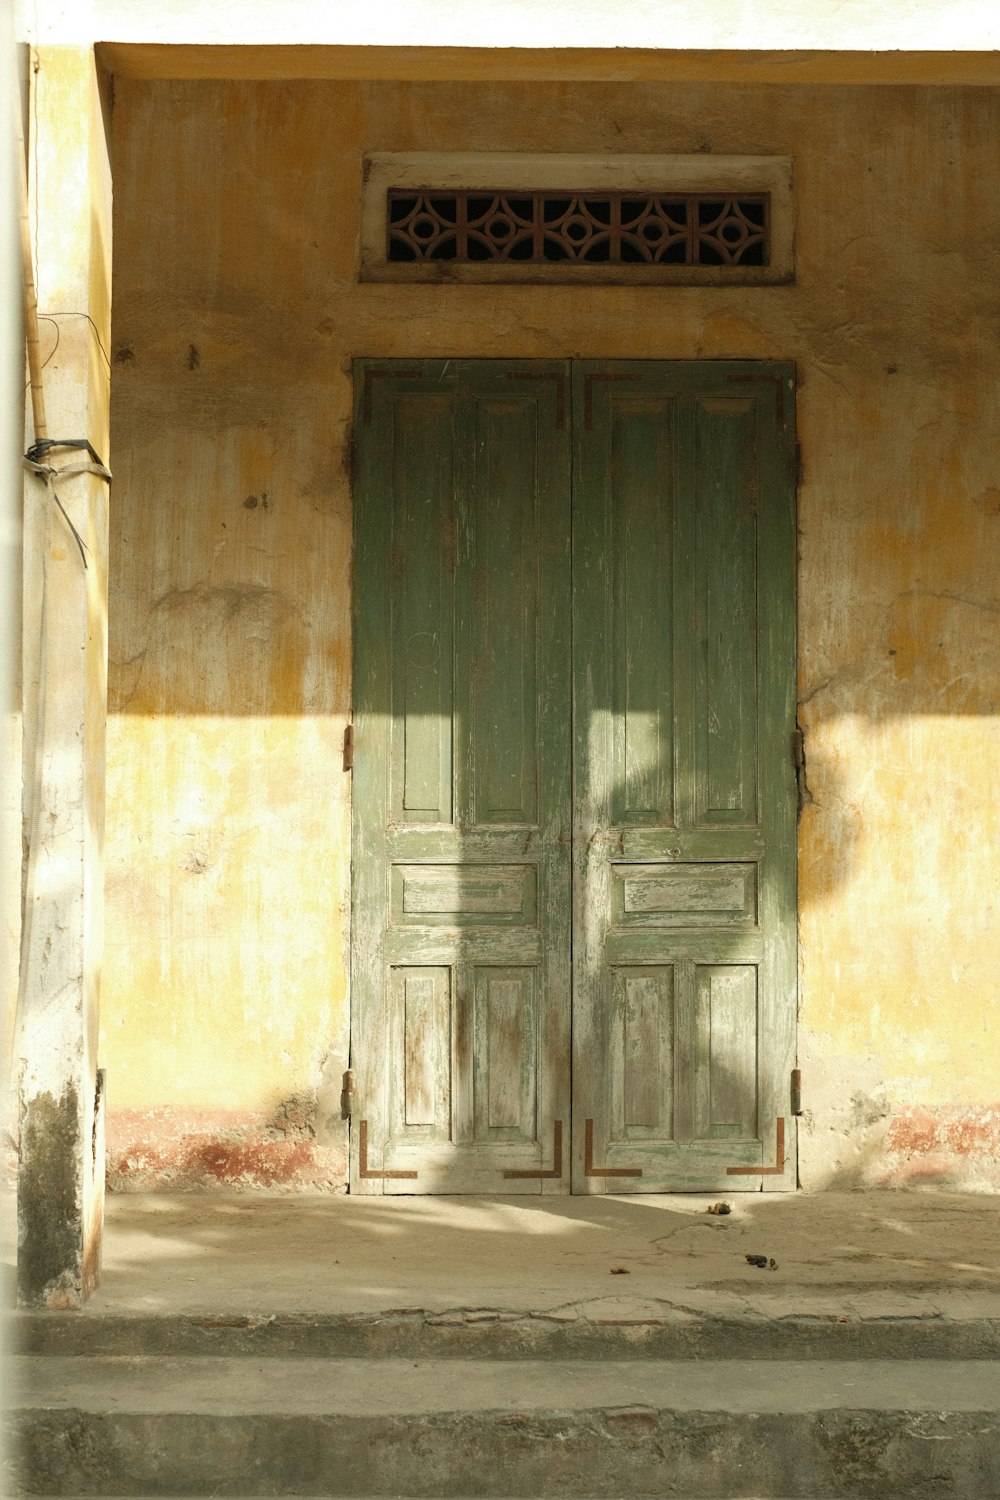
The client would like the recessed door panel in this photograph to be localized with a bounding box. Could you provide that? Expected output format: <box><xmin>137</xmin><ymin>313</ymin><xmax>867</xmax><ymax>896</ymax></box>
<box><xmin>692</xmin><ymin>396</ymin><xmax>760</xmax><ymax>826</ymax></box>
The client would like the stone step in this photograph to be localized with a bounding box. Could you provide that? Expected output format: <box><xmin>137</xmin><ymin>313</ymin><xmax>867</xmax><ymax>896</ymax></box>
<box><xmin>11</xmin><ymin>1303</ymin><xmax>1000</xmax><ymax>1360</ymax></box>
<box><xmin>7</xmin><ymin>1355</ymin><xmax>1000</xmax><ymax>1497</ymax></box>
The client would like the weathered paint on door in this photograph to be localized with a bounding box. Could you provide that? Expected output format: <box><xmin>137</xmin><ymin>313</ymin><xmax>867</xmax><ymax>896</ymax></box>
<box><xmin>351</xmin><ymin>362</ymin><xmax>572</xmax><ymax>1192</ymax></box>
<box><xmin>572</xmin><ymin>364</ymin><xmax>797</xmax><ymax>1192</ymax></box>
<box><xmin>352</xmin><ymin>360</ymin><xmax>796</xmax><ymax>1194</ymax></box>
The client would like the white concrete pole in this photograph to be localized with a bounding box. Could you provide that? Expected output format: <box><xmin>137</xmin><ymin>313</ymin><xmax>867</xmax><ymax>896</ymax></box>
<box><xmin>15</xmin><ymin>46</ymin><xmax>111</xmax><ymax>1307</ymax></box>
<box><xmin>2</xmin><ymin>0</ymin><xmax>26</xmax><ymax>1233</ymax></box>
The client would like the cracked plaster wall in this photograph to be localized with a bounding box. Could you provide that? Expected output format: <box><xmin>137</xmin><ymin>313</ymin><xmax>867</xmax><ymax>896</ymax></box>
<box><xmin>104</xmin><ymin>75</ymin><xmax>1000</xmax><ymax>1192</ymax></box>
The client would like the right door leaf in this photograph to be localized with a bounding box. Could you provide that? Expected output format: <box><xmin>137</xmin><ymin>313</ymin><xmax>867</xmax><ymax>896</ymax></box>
<box><xmin>572</xmin><ymin>362</ymin><xmax>798</xmax><ymax>1192</ymax></box>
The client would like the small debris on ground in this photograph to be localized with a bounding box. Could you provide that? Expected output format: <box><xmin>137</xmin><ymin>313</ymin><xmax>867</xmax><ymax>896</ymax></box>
<box><xmin>745</xmin><ymin>1254</ymin><xmax>768</xmax><ymax>1268</ymax></box>
<box><xmin>609</xmin><ymin>1266</ymin><xmax>630</xmax><ymax>1274</ymax></box>
<box><xmin>706</xmin><ymin>1201</ymin><xmax>732</xmax><ymax>1215</ymax></box>
<box><xmin>769</xmin><ymin>1258</ymin><xmax>779</xmax><ymax>1271</ymax></box>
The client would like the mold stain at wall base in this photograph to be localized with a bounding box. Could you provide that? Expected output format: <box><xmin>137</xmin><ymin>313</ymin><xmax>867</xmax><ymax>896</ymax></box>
<box><xmin>17</xmin><ymin>1086</ymin><xmax>87</xmax><ymax>1307</ymax></box>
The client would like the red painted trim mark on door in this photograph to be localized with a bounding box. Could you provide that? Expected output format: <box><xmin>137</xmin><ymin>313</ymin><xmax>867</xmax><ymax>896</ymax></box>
<box><xmin>358</xmin><ymin>1119</ymin><xmax>419</xmax><ymax>1180</ymax></box>
<box><xmin>584</xmin><ymin>1118</ymin><xmax>643</xmax><ymax>1178</ymax></box>
<box><xmin>727</xmin><ymin>1117</ymin><xmax>786</xmax><ymax>1176</ymax></box>
<box><xmin>582</xmin><ymin>372</ymin><xmax>640</xmax><ymax>430</ymax></box>
<box><xmin>503</xmin><ymin>1120</ymin><xmax>564</xmax><ymax>1180</ymax></box>
<box><xmin>726</xmin><ymin>370</ymin><xmax>786</xmax><ymax>427</ymax></box>
<box><xmin>361</xmin><ymin>366</ymin><xmax>424</xmax><ymax>425</ymax></box>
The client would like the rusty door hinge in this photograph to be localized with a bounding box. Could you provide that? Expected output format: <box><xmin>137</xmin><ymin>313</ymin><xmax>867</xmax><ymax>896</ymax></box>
<box><xmin>792</xmin><ymin>726</ymin><xmax>804</xmax><ymax>773</ymax></box>
<box><xmin>792</xmin><ymin>726</ymin><xmax>811</xmax><ymax>817</ymax></box>
<box><xmin>340</xmin><ymin>1068</ymin><xmax>355</xmax><ymax>1119</ymax></box>
<box><xmin>343</xmin><ymin>724</ymin><xmax>354</xmax><ymax>771</ymax></box>
<box><xmin>791</xmin><ymin>1068</ymin><xmax>803</xmax><ymax>1116</ymax></box>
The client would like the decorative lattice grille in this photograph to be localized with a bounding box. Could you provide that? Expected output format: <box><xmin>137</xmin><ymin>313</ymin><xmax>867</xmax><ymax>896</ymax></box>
<box><xmin>387</xmin><ymin>190</ymin><xmax>770</xmax><ymax>267</ymax></box>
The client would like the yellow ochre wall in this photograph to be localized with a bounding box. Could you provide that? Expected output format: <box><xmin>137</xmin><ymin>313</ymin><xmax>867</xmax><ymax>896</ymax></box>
<box><xmin>104</xmin><ymin>76</ymin><xmax>1000</xmax><ymax>1190</ymax></box>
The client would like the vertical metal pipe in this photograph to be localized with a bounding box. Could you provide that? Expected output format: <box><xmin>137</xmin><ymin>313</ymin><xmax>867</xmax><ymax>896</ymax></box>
<box><xmin>2</xmin><ymin>9</ymin><xmax>24</xmax><ymax>1108</ymax></box>
<box><xmin>14</xmin><ymin>55</ymin><xmax>45</xmax><ymax>443</ymax></box>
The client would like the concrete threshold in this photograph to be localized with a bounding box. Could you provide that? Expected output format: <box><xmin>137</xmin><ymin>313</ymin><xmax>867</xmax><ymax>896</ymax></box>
<box><xmin>13</xmin><ymin>1187</ymin><xmax>1000</xmax><ymax>1316</ymax></box>
<box><xmin>10</xmin><ymin>1188</ymin><xmax>1000</xmax><ymax>1358</ymax></box>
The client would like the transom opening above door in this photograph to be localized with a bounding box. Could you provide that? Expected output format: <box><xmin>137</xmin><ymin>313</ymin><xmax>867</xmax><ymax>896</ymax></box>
<box><xmin>361</xmin><ymin>154</ymin><xmax>794</xmax><ymax>284</ymax></box>
<box><xmin>386</xmin><ymin>190</ymin><xmax>771</xmax><ymax>267</ymax></box>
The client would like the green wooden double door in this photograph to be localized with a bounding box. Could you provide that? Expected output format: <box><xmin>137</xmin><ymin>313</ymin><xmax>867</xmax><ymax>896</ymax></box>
<box><xmin>352</xmin><ymin>360</ymin><xmax>796</xmax><ymax>1195</ymax></box>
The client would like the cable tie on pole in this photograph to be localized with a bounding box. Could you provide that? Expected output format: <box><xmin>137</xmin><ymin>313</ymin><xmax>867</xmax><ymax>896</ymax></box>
<box><xmin>26</xmin><ymin>437</ymin><xmax>110</xmax><ymax>472</ymax></box>
<box><xmin>22</xmin><ymin>444</ymin><xmax>112</xmax><ymax>570</ymax></box>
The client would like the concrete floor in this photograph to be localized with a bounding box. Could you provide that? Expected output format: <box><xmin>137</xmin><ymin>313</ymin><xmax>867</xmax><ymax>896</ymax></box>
<box><xmin>8</xmin><ymin>1190</ymin><xmax>1000</xmax><ymax>1497</ymax></box>
<box><xmin>20</xmin><ymin>1186</ymin><xmax>999</xmax><ymax>1323</ymax></box>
